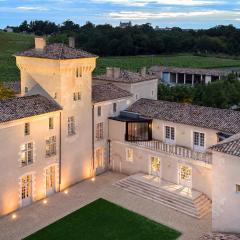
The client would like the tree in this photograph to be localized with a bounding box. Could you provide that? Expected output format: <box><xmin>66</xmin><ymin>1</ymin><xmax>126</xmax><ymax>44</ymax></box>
<box><xmin>0</xmin><ymin>85</ymin><xmax>14</xmax><ymax>100</ymax></box>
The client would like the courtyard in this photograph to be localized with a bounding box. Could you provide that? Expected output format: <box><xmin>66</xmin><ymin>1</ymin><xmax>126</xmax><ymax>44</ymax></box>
<box><xmin>0</xmin><ymin>172</ymin><xmax>211</xmax><ymax>240</ymax></box>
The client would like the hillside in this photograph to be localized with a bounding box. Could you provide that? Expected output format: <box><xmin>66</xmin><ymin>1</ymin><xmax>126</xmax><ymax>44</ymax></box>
<box><xmin>1</xmin><ymin>31</ymin><xmax>240</xmax><ymax>81</ymax></box>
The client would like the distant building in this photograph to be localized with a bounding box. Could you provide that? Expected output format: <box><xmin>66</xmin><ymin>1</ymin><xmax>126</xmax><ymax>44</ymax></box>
<box><xmin>4</xmin><ymin>27</ymin><xmax>13</xmax><ymax>33</ymax></box>
<box><xmin>148</xmin><ymin>66</ymin><xmax>240</xmax><ymax>85</ymax></box>
<box><xmin>119</xmin><ymin>21</ymin><xmax>132</xmax><ymax>28</ymax></box>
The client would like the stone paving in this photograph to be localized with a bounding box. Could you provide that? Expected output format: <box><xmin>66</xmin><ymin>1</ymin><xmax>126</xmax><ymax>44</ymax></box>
<box><xmin>200</xmin><ymin>233</ymin><xmax>240</xmax><ymax>240</ymax></box>
<box><xmin>0</xmin><ymin>171</ymin><xmax>212</xmax><ymax>240</ymax></box>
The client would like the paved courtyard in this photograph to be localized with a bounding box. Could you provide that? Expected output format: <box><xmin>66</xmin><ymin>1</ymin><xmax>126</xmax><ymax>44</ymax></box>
<box><xmin>0</xmin><ymin>171</ymin><xmax>211</xmax><ymax>240</ymax></box>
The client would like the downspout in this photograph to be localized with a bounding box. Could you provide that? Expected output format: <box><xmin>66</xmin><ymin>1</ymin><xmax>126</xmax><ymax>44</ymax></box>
<box><xmin>92</xmin><ymin>104</ymin><xmax>95</xmax><ymax>175</ymax></box>
<box><xmin>59</xmin><ymin>111</ymin><xmax>62</xmax><ymax>191</ymax></box>
<box><xmin>108</xmin><ymin>139</ymin><xmax>111</xmax><ymax>168</ymax></box>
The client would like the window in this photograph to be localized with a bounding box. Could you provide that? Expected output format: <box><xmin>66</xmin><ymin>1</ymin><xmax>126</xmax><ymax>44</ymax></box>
<box><xmin>126</xmin><ymin>148</ymin><xmax>133</xmax><ymax>162</ymax></box>
<box><xmin>76</xmin><ymin>68</ymin><xmax>82</xmax><ymax>78</ymax></box>
<box><xmin>21</xmin><ymin>175</ymin><xmax>32</xmax><ymax>200</ymax></box>
<box><xmin>73</xmin><ymin>92</ymin><xmax>81</xmax><ymax>101</ymax></box>
<box><xmin>53</xmin><ymin>92</ymin><xmax>57</xmax><ymax>99</ymax></box>
<box><xmin>46</xmin><ymin>136</ymin><xmax>57</xmax><ymax>157</ymax></box>
<box><xmin>165</xmin><ymin>126</ymin><xmax>175</xmax><ymax>143</ymax></box>
<box><xmin>49</xmin><ymin>117</ymin><xmax>54</xmax><ymax>130</ymax></box>
<box><xmin>193</xmin><ymin>131</ymin><xmax>205</xmax><ymax>149</ymax></box>
<box><xmin>152</xmin><ymin>90</ymin><xmax>154</xmax><ymax>96</ymax></box>
<box><xmin>68</xmin><ymin>116</ymin><xmax>76</xmax><ymax>136</ymax></box>
<box><xmin>95</xmin><ymin>148</ymin><xmax>104</xmax><ymax>168</ymax></box>
<box><xmin>97</xmin><ymin>106</ymin><xmax>101</xmax><ymax>117</ymax></box>
<box><xmin>113</xmin><ymin>103</ymin><xmax>117</xmax><ymax>113</ymax></box>
<box><xmin>96</xmin><ymin>122</ymin><xmax>104</xmax><ymax>140</ymax></box>
<box><xmin>236</xmin><ymin>184</ymin><xmax>240</xmax><ymax>193</ymax></box>
<box><xmin>21</xmin><ymin>142</ymin><xmax>33</xmax><ymax>167</ymax></box>
<box><xmin>25</xmin><ymin>87</ymin><xmax>29</xmax><ymax>93</ymax></box>
<box><xmin>126</xmin><ymin>122</ymin><xmax>152</xmax><ymax>141</ymax></box>
<box><xmin>24</xmin><ymin>123</ymin><xmax>30</xmax><ymax>136</ymax></box>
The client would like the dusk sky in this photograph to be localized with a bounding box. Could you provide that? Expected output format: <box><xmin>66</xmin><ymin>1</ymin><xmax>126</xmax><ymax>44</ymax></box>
<box><xmin>0</xmin><ymin>0</ymin><xmax>238</xmax><ymax>29</ymax></box>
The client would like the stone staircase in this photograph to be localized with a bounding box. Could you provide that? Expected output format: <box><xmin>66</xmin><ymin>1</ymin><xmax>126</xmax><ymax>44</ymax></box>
<box><xmin>114</xmin><ymin>175</ymin><xmax>212</xmax><ymax>219</ymax></box>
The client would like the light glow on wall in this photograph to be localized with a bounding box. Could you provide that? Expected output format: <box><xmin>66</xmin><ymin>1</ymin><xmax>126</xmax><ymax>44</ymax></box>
<box><xmin>43</xmin><ymin>199</ymin><xmax>48</xmax><ymax>204</ymax></box>
<box><xmin>64</xmin><ymin>190</ymin><xmax>69</xmax><ymax>195</ymax></box>
<box><xmin>12</xmin><ymin>214</ymin><xmax>17</xmax><ymax>220</ymax></box>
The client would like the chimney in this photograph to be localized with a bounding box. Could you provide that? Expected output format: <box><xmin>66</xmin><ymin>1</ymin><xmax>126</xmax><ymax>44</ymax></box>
<box><xmin>113</xmin><ymin>67</ymin><xmax>121</xmax><ymax>79</ymax></box>
<box><xmin>140</xmin><ymin>67</ymin><xmax>146</xmax><ymax>77</ymax></box>
<box><xmin>69</xmin><ymin>37</ymin><xmax>75</xmax><ymax>48</ymax></box>
<box><xmin>35</xmin><ymin>37</ymin><xmax>46</xmax><ymax>51</ymax></box>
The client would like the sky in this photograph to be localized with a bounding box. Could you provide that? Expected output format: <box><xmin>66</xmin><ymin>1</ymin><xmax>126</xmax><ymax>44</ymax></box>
<box><xmin>0</xmin><ymin>0</ymin><xmax>239</xmax><ymax>29</ymax></box>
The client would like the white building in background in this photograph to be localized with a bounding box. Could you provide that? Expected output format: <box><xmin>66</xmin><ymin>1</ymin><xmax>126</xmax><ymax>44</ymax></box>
<box><xmin>0</xmin><ymin>37</ymin><xmax>240</xmax><ymax>234</ymax></box>
<box><xmin>149</xmin><ymin>65</ymin><xmax>240</xmax><ymax>85</ymax></box>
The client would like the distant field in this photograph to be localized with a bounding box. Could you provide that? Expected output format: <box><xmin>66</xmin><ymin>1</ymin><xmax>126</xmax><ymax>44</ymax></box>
<box><xmin>1</xmin><ymin>31</ymin><xmax>240</xmax><ymax>81</ymax></box>
<box><xmin>95</xmin><ymin>55</ymin><xmax>240</xmax><ymax>75</ymax></box>
<box><xmin>0</xmin><ymin>31</ymin><xmax>34</xmax><ymax>82</ymax></box>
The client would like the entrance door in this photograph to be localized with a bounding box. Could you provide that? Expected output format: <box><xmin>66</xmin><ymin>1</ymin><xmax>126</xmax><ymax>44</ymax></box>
<box><xmin>46</xmin><ymin>166</ymin><xmax>56</xmax><ymax>196</ymax></box>
<box><xmin>150</xmin><ymin>157</ymin><xmax>161</xmax><ymax>177</ymax></box>
<box><xmin>179</xmin><ymin>165</ymin><xmax>192</xmax><ymax>188</ymax></box>
<box><xmin>21</xmin><ymin>175</ymin><xmax>32</xmax><ymax>207</ymax></box>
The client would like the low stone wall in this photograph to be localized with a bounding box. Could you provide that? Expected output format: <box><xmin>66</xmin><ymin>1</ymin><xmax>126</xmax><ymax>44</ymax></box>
<box><xmin>200</xmin><ymin>233</ymin><xmax>240</xmax><ymax>240</ymax></box>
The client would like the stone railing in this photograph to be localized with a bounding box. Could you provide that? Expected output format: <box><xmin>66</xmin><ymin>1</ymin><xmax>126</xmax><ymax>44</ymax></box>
<box><xmin>128</xmin><ymin>140</ymin><xmax>212</xmax><ymax>164</ymax></box>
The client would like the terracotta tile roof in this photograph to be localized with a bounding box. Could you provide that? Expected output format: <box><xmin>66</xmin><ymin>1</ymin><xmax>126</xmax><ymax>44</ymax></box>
<box><xmin>15</xmin><ymin>43</ymin><xmax>97</xmax><ymax>59</ymax></box>
<box><xmin>0</xmin><ymin>95</ymin><xmax>62</xmax><ymax>123</ymax></box>
<box><xmin>128</xmin><ymin>98</ymin><xmax>240</xmax><ymax>134</ymax></box>
<box><xmin>2</xmin><ymin>81</ymin><xmax>21</xmax><ymax>94</ymax></box>
<box><xmin>149</xmin><ymin>66</ymin><xmax>234</xmax><ymax>76</ymax></box>
<box><xmin>92</xmin><ymin>83</ymin><xmax>132</xmax><ymax>103</ymax></box>
<box><xmin>94</xmin><ymin>70</ymin><xmax>157</xmax><ymax>84</ymax></box>
<box><xmin>211</xmin><ymin>133</ymin><xmax>240</xmax><ymax>157</ymax></box>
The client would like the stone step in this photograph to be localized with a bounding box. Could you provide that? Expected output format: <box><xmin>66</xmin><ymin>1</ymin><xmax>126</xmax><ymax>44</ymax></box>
<box><xmin>115</xmin><ymin>182</ymin><xmax>200</xmax><ymax>218</ymax></box>
<box><xmin>114</xmin><ymin>177</ymin><xmax>212</xmax><ymax>219</ymax></box>
<box><xmin>116</xmin><ymin>179</ymin><xmax>197</xmax><ymax>209</ymax></box>
<box><xmin>127</xmin><ymin>177</ymin><xmax>200</xmax><ymax>204</ymax></box>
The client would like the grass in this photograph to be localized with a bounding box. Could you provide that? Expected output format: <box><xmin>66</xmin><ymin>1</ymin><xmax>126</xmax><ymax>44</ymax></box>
<box><xmin>23</xmin><ymin>198</ymin><xmax>181</xmax><ymax>240</ymax></box>
<box><xmin>1</xmin><ymin>31</ymin><xmax>240</xmax><ymax>81</ymax></box>
<box><xmin>95</xmin><ymin>54</ymin><xmax>240</xmax><ymax>75</ymax></box>
<box><xmin>0</xmin><ymin>31</ymin><xmax>34</xmax><ymax>82</ymax></box>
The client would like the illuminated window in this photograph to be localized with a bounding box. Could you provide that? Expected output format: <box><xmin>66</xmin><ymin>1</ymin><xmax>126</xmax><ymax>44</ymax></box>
<box><xmin>49</xmin><ymin>117</ymin><xmax>54</xmax><ymax>130</ymax></box>
<box><xmin>46</xmin><ymin>136</ymin><xmax>57</xmax><ymax>157</ymax></box>
<box><xmin>236</xmin><ymin>184</ymin><xmax>240</xmax><ymax>193</ymax></box>
<box><xmin>96</xmin><ymin>122</ymin><xmax>104</xmax><ymax>140</ymax></box>
<box><xmin>24</xmin><ymin>123</ymin><xmax>30</xmax><ymax>136</ymax></box>
<box><xmin>165</xmin><ymin>126</ymin><xmax>175</xmax><ymax>142</ymax></box>
<box><xmin>21</xmin><ymin>175</ymin><xmax>32</xmax><ymax>200</ymax></box>
<box><xmin>21</xmin><ymin>142</ymin><xmax>33</xmax><ymax>167</ymax></box>
<box><xmin>193</xmin><ymin>131</ymin><xmax>205</xmax><ymax>149</ymax></box>
<box><xmin>95</xmin><ymin>148</ymin><xmax>104</xmax><ymax>168</ymax></box>
<box><xmin>126</xmin><ymin>148</ymin><xmax>133</xmax><ymax>162</ymax></box>
<box><xmin>68</xmin><ymin>116</ymin><xmax>76</xmax><ymax>136</ymax></box>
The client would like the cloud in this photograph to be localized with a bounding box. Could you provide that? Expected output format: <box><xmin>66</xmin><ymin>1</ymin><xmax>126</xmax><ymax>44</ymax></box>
<box><xmin>108</xmin><ymin>10</ymin><xmax>238</xmax><ymax>20</ymax></box>
<box><xmin>16</xmin><ymin>6</ymin><xmax>49</xmax><ymax>11</ymax></box>
<box><xmin>92</xmin><ymin>0</ymin><xmax>226</xmax><ymax>7</ymax></box>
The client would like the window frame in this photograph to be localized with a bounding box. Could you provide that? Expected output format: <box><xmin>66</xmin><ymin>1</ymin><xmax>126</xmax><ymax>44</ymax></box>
<box><xmin>164</xmin><ymin>125</ymin><xmax>175</xmax><ymax>144</ymax></box>
<box><xmin>46</xmin><ymin>136</ymin><xmax>57</xmax><ymax>157</ymax></box>
<box><xmin>96</xmin><ymin>122</ymin><xmax>104</xmax><ymax>140</ymax></box>
<box><xmin>21</xmin><ymin>142</ymin><xmax>34</xmax><ymax>167</ymax></box>
<box><xmin>193</xmin><ymin>131</ymin><xmax>205</xmax><ymax>151</ymax></box>
<box><xmin>68</xmin><ymin>116</ymin><xmax>76</xmax><ymax>136</ymax></box>
<box><xmin>24</xmin><ymin>122</ymin><xmax>30</xmax><ymax>136</ymax></box>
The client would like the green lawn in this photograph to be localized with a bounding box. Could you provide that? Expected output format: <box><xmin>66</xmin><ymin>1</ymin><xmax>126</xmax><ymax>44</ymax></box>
<box><xmin>24</xmin><ymin>198</ymin><xmax>181</xmax><ymax>240</ymax></box>
<box><xmin>1</xmin><ymin>31</ymin><xmax>240</xmax><ymax>82</ymax></box>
